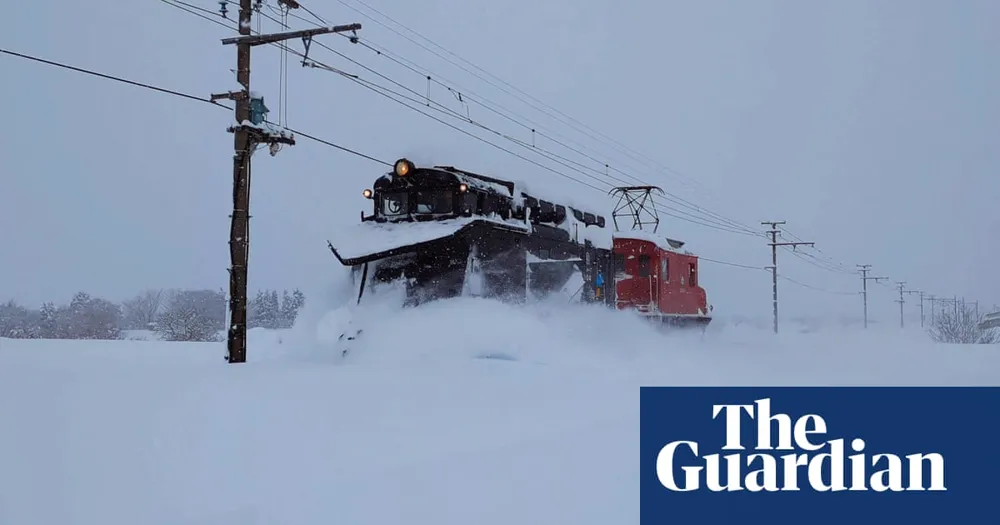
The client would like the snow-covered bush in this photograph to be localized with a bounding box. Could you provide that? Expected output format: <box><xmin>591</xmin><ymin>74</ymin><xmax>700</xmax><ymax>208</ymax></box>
<box><xmin>927</xmin><ymin>304</ymin><xmax>998</xmax><ymax>344</ymax></box>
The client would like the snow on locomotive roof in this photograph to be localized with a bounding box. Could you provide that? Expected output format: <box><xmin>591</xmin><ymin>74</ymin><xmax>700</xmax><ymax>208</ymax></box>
<box><xmin>430</xmin><ymin>166</ymin><xmax>515</xmax><ymax>196</ymax></box>
<box><xmin>511</xmin><ymin>179</ymin><xmax>606</xmax><ymax>217</ymax></box>
<box><xmin>613</xmin><ymin>230</ymin><xmax>693</xmax><ymax>254</ymax></box>
<box><xmin>430</xmin><ymin>165</ymin><xmax>607</xmax><ymax>219</ymax></box>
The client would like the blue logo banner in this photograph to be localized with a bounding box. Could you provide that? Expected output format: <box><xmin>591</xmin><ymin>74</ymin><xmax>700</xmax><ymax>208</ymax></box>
<box><xmin>639</xmin><ymin>387</ymin><xmax>1000</xmax><ymax>524</ymax></box>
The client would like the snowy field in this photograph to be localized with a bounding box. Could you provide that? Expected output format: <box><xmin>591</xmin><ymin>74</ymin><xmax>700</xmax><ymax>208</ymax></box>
<box><xmin>1</xmin><ymin>295</ymin><xmax>999</xmax><ymax>525</ymax></box>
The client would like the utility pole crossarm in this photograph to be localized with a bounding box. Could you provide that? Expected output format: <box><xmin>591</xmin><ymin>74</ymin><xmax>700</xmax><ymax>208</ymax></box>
<box><xmin>221</xmin><ymin>24</ymin><xmax>362</xmax><ymax>46</ymax></box>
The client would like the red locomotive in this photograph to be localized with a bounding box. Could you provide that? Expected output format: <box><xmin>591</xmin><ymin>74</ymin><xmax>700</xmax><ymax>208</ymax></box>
<box><xmin>612</xmin><ymin>233</ymin><xmax>711</xmax><ymax>327</ymax></box>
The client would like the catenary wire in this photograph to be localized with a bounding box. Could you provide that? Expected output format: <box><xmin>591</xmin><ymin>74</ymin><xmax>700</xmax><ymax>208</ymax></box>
<box><xmin>176</xmin><ymin>0</ymin><xmax>768</xmax><ymax>238</ymax></box>
<box><xmin>71</xmin><ymin>2</ymin><xmax>898</xmax><ymax>292</ymax></box>
<box><xmin>161</xmin><ymin>1</ymin><xmax>897</xmax><ymax>289</ymax></box>
<box><xmin>295</xmin><ymin>37</ymin><xmax>766</xmax><ymax>235</ymax></box>
<box><xmin>328</xmin><ymin>10</ymin><xmax>766</xmax><ymax>237</ymax></box>
<box><xmin>3</xmin><ymin>43</ymin><xmax>777</xmax><ymax>274</ymax></box>
<box><xmin>273</xmin><ymin>0</ymin><xmax>768</xmax><ymax>238</ymax></box>
<box><xmin>778</xmin><ymin>275</ymin><xmax>858</xmax><ymax>296</ymax></box>
<box><xmin>326</xmin><ymin>0</ymin><xmax>717</xmax><ymax>196</ymax></box>
<box><xmin>174</xmin><ymin>1</ymin><xmax>926</xmax><ymax>299</ymax></box>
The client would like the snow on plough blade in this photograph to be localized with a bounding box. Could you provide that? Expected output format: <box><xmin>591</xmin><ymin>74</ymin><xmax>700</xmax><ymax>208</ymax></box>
<box><xmin>326</xmin><ymin>158</ymin><xmax>713</xmax><ymax>330</ymax></box>
<box><xmin>328</xmin><ymin>217</ymin><xmax>600</xmax><ymax>307</ymax></box>
<box><xmin>327</xmin><ymin>218</ymin><xmax>492</xmax><ymax>267</ymax></box>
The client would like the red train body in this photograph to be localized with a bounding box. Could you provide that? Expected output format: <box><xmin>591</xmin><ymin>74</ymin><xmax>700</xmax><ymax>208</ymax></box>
<box><xmin>612</xmin><ymin>234</ymin><xmax>711</xmax><ymax>326</ymax></box>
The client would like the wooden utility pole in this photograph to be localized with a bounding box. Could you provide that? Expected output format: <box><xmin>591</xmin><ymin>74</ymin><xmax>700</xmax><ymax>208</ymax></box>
<box><xmin>212</xmin><ymin>0</ymin><xmax>361</xmax><ymax>363</ymax></box>
<box><xmin>857</xmin><ymin>264</ymin><xmax>887</xmax><ymax>329</ymax></box>
<box><xmin>905</xmin><ymin>289</ymin><xmax>923</xmax><ymax>327</ymax></box>
<box><xmin>761</xmin><ymin>221</ymin><xmax>814</xmax><ymax>334</ymax></box>
<box><xmin>894</xmin><ymin>282</ymin><xmax>906</xmax><ymax>328</ymax></box>
<box><xmin>935</xmin><ymin>296</ymin><xmax>959</xmax><ymax>321</ymax></box>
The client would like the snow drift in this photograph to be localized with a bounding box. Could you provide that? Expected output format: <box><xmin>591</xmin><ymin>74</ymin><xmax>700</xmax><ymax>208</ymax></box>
<box><xmin>0</xmin><ymin>282</ymin><xmax>998</xmax><ymax>525</ymax></box>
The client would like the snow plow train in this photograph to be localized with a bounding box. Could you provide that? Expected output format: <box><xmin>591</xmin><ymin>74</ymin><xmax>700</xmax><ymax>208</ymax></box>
<box><xmin>327</xmin><ymin>158</ymin><xmax>713</xmax><ymax>329</ymax></box>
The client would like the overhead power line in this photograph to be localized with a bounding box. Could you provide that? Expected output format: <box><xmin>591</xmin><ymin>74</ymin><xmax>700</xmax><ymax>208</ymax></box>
<box><xmin>161</xmin><ymin>0</ymin><xmax>903</xmax><ymax>301</ymax></box>
<box><xmin>778</xmin><ymin>275</ymin><xmax>856</xmax><ymax>296</ymax></box>
<box><xmin>157</xmin><ymin>0</ymin><xmax>775</xmax><ymax>242</ymax></box>
<box><xmin>0</xmin><ymin>46</ymin><xmax>390</xmax><ymax>166</ymax></box>
<box><xmin>273</xmin><ymin>0</ymin><xmax>769</xmax><ymax>239</ymax></box>
<box><xmin>327</xmin><ymin>0</ymin><xmax>722</xmax><ymax>200</ymax></box>
<box><xmin>0</xmin><ymin>48</ymin><xmax>227</xmax><ymax>108</ymax></box>
<box><xmin>3</xmin><ymin>42</ymin><xmax>774</xmax><ymax>276</ymax></box>
<box><xmin>181</xmin><ymin>0</ymin><xmax>765</xmax><ymax>236</ymax></box>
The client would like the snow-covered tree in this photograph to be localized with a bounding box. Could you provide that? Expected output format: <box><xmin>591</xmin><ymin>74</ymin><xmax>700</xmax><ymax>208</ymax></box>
<box><xmin>153</xmin><ymin>289</ymin><xmax>226</xmax><ymax>342</ymax></box>
<box><xmin>279</xmin><ymin>288</ymin><xmax>305</xmax><ymax>328</ymax></box>
<box><xmin>57</xmin><ymin>292</ymin><xmax>123</xmax><ymax>340</ymax></box>
<box><xmin>928</xmin><ymin>303</ymin><xmax>998</xmax><ymax>344</ymax></box>
<box><xmin>247</xmin><ymin>289</ymin><xmax>268</xmax><ymax>329</ymax></box>
<box><xmin>0</xmin><ymin>300</ymin><xmax>41</xmax><ymax>339</ymax></box>
<box><xmin>37</xmin><ymin>302</ymin><xmax>59</xmax><ymax>338</ymax></box>
<box><xmin>247</xmin><ymin>288</ymin><xmax>305</xmax><ymax>329</ymax></box>
<box><xmin>122</xmin><ymin>289</ymin><xmax>164</xmax><ymax>330</ymax></box>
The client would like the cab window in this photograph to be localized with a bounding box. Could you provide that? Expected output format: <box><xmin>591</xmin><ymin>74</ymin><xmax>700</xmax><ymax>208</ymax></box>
<box><xmin>380</xmin><ymin>191</ymin><xmax>408</xmax><ymax>217</ymax></box>
<box><xmin>638</xmin><ymin>254</ymin><xmax>651</xmax><ymax>277</ymax></box>
<box><xmin>414</xmin><ymin>191</ymin><xmax>453</xmax><ymax>214</ymax></box>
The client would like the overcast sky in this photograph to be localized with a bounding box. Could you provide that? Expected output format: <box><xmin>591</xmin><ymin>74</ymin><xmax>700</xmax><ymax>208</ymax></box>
<box><xmin>2</xmin><ymin>0</ymin><xmax>998</xmax><ymax>322</ymax></box>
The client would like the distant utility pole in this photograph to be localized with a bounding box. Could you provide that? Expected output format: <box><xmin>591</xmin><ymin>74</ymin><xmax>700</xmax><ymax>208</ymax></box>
<box><xmin>894</xmin><ymin>281</ymin><xmax>906</xmax><ymax>329</ymax></box>
<box><xmin>957</xmin><ymin>297</ymin><xmax>979</xmax><ymax>322</ymax></box>
<box><xmin>857</xmin><ymin>264</ymin><xmax>887</xmax><ymax>329</ymax></box>
<box><xmin>937</xmin><ymin>296</ymin><xmax>959</xmax><ymax>320</ymax></box>
<box><xmin>904</xmin><ymin>289</ymin><xmax>924</xmax><ymax>327</ymax></box>
<box><xmin>212</xmin><ymin>0</ymin><xmax>361</xmax><ymax>364</ymax></box>
<box><xmin>927</xmin><ymin>294</ymin><xmax>936</xmax><ymax>324</ymax></box>
<box><xmin>761</xmin><ymin>221</ymin><xmax>814</xmax><ymax>334</ymax></box>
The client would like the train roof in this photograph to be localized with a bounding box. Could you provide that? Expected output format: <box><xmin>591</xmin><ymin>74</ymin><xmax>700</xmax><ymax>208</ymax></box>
<box><xmin>381</xmin><ymin>160</ymin><xmax>607</xmax><ymax>221</ymax></box>
<box><xmin>431</xmin><ymin>165</ymin><xmax>516</xmax><ymax>196</ymax></box>
<box><xmin>614</xmin><ymin>230</ymin><xmax>692</xmax><ymax>254</ymax></box>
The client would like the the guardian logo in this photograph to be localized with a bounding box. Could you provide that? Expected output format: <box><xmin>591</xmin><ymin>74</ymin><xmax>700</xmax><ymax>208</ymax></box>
<box><xmin>656</xmin><ymin>398</ymin><xmax>947</xmax><ymax>493</ymax></box>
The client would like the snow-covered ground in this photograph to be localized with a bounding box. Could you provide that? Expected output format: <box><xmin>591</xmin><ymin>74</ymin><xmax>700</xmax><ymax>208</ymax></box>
<box><xmin>1</xmin><ymin>292</ymin><xmax>998</xmax><ymax>525</ymax></box>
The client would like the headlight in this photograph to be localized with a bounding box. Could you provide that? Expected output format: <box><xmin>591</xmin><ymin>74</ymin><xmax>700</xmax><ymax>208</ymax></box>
<box><xmin>393</xmin><ymin>158</ymin><xmax>413</xmax><ymax>177</ymax></box>
<box><xmin>459</xmin><ymin>183</ymin><xmax>468</xmax><ymax>192</ymax></box>
<box><xmin>362</xmin><ymin>189</ymin><xmax>373</xmax><ymax>199</ymax></box>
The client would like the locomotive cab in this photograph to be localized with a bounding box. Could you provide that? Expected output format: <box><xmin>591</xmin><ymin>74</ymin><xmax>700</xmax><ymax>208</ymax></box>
<box><xmin>612</xmin><ymin>233</ymin><xmax>711</xmax><ymax>328</ymax></box>
<box><xmin>362</xmin><ymin>158</ymin><xmax>515</xmax><ymax>223</ymax></box>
